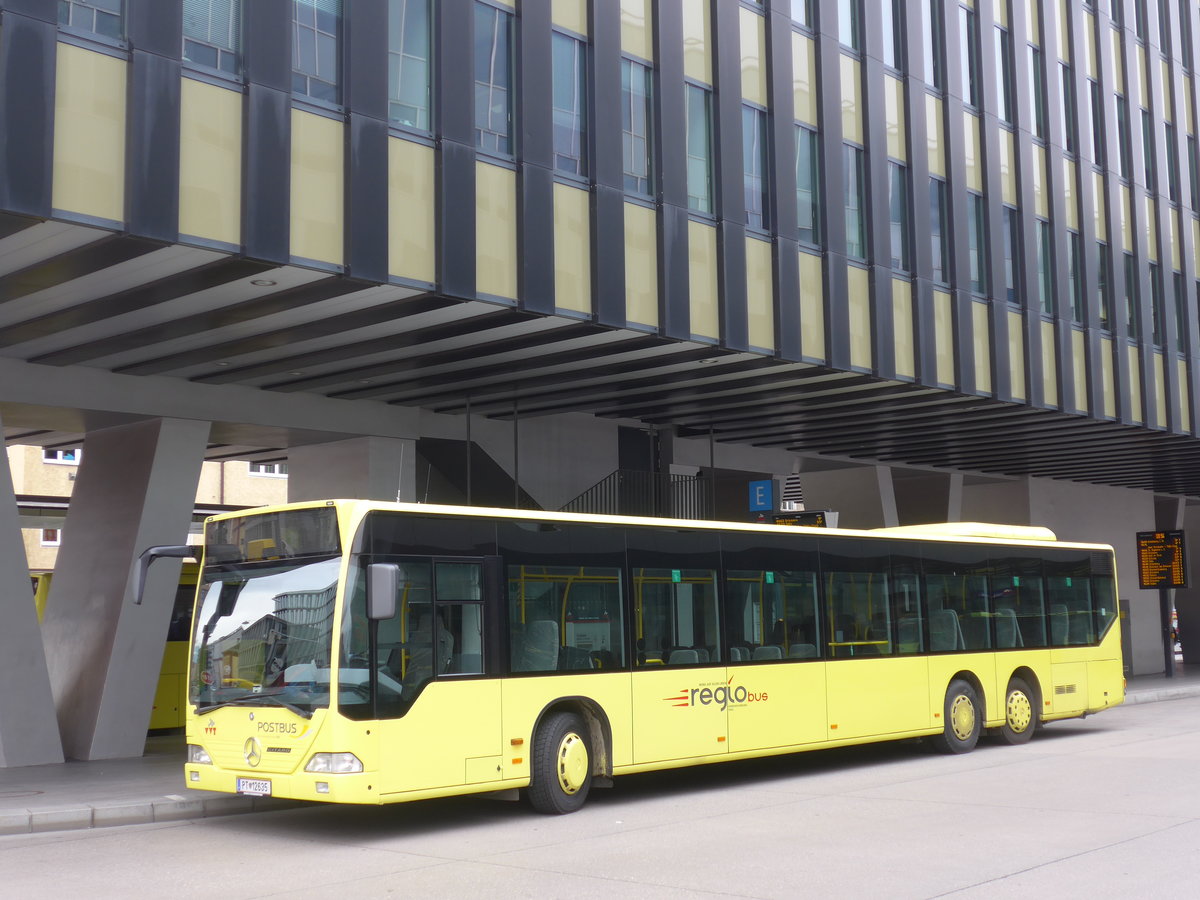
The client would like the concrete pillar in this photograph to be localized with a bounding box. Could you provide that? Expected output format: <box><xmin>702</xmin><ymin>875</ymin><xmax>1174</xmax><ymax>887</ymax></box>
<box><xmin>287</xmin><ymin>436</ymin><xmax>416</xmax><ymax>502</ymax></box>
<box><xmin>801</xmin><ymin>466</ymin><xmax>898</xmax><ymax>529</ymax></box>
<box><xmin>42</xmin><ymin>418</ymin><xmax>209</xmax><ymax>760</ymax></box>
<box><xmin>894</xmin><ymin>473</ymin><xmax>964</xmax><ymax>524</ymax></box>
<box><xmin>1175</xmin><ymin>504</ymin><xmax>1200</xmax><ymax>666</ymax></box>
<box><xmin>0</xmin><ymin>418</ymin><xmax>65</xmax><ymax>766</ymax></box>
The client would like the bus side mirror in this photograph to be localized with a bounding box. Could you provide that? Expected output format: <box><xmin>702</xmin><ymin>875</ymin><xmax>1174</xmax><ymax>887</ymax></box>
<box><xmin>367</xmin><ymin>563</ymin><xmax>399</xmax><ymax>620</ymax></box>
<box><xmin>133</xmin><ymin>545</ymin><xmax>194</xmax><ymax>605</ymax></box>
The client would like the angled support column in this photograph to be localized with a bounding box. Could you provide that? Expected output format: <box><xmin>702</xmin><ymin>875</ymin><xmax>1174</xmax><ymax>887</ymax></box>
<box><xmin>42</xmin><ymin>418</ymin><xmax>209</xmax><ymax>760</ymax></box>
<box><xmin>0</xmin><ymin>420</ymin><xmax>64</xmax><ymax>766</ymax></box>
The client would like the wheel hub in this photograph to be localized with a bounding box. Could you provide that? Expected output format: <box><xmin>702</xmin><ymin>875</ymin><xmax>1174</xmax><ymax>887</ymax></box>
<box><xmin>949</xmin><ymin>693</ymin><xmax>976</xmax><ymax>741</ymax></box>
<box><xmin>556</xmin><ymin>732</ymin><xmax>588</xmax><ymax>795</ymax></box>
<box><xmin>1006</xmin><ymin>689</ymin><xmax>1033</xmax><ymax>733</ymax></box>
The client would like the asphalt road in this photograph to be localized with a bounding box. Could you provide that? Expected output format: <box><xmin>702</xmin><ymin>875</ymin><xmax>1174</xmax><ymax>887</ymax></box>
<box><xmin>3</xmin><ymin>696</ymin><xmax>1198</xmax><ymax>899</ymax></box>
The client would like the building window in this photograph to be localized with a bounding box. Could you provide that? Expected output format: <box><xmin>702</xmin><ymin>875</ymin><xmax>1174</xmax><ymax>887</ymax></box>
<box><xmin>1098</xmin><ymin>242</ymin><xmax>1112</xmax><ymax>330</ymax></box>
<box><xmin>1141</xmin><ymin>109</ymin><xmax>1155</xmax><ymax>189</ymax></box>
<box><xmin>1060</xmin><ymin>63</ymin><xmax>1076</xmax><ymax>155</ymax></box>
<box><xmin>925</xmin><ymin>0</ymin><xmax>945</xmax><ymax>90</ymax></box>
<box><xmin>1150</xmin><ymin>262</ymin><xmax>1164</xmax><ymax>345</ymax></box>
<box><xmin>796</xmin><ymin>125</ymin><xmax>821</xmax><ymax>245</ymax></box>
<box><xmin>1029</xmin><ymin>46</ymin><xmax>1047</xmax><ymax>139</ymax></box>
<box><xmin>839</xmin><ymin>0</ymin><xmax>860</xmax><ymax>50</ymax></box>
<box><xmin>475</xmin><ymin>2</ymin><xmax>513</xmax><ymax>155</ymax></box>
<box><xmin>930</xmin><ymin>178</ymin><xmax>948</xmax><ymax>283</ymax></box>
<box><xmin>248</xmin><ymin>462</ymin><xmax>289</xmax><ymax>476</ymax></box>
<box><xmin>1125</xmin><ymin>252</ymin><xmax>1139</xmax><ymax>337</ymax></box>
<box><xmin>1068</xmin><ymin>231</ymin><xmax>1084</xmax><ymax>323</ymax></box>
<box><xmin>1134</xmin><ymin>0</ymin><xmax>1148</xmax><ymax>41</ymax></box>
<box><xmin>996</xmin><ymin>27</ymin><xmax>1013</xmax><ymax>125</ymax></box>
<box><xmin>889</xmin><ymin>162</ymin><xmax>910</xmax><ymax>270</ymax></box>
<box><xmin>1116</xmin><ymin>95</ymin><xmax>1131</xmax><ymax>179</ymax></box>
<box><xmin>552</xmin><ymin>33</ymin><xmax>588</xmax><ymax>176</ymax></box>
<box><xmin>844</xmin><ymin>145</ymin><xmax>866</xmax><ymax>260</ymax></box>
<box><xmin>1188</xmin><ymin>136</ymin><xmax>1199</xmax><ymax>205</ymax></box>
<box><xmin>959</xmin><ymin>6</ymin><xmax>978</xmax><ymax>108</ymax></box>
<box><xmin>686</xmin><ymin>85</ymin><xmax>713</xmax><ymax>213</ymax></box>
<box><xmin>1036</xmin><ymin>220</ymin><xmax>1053</xmax><ymax>314</ymax></box>
<box><xmin>1165</xmin><ymin>123</ymin><xmax>1180</xmax><ymax>202</ymax></box>
<box><xmin>1175</xmin><ymin>272</ymin><xmax>1187</xmax><ymax>345</ymax></box>
<box><xmin>791</xmin><ymin>0</ymin><xmax>813</xmax><ymax>29</ymax></box>
<box><xmin>743</xmin><ymin>106</ymin><xmax>770</xmax><ymax>229</ymax></box>
<box><xmin>43</xmin><ymin>448</ymin><xmax>82</xmax><ymax>465</ymax></box>
<box><xmin>183</xmin><ymin>0</ymin><xmax>241</xmax><ymax>74</ymax></box>
<box><xmin>41</xmin><ymin>529</ymin><xmax>62</xmax><ymax>548</ymax></box>
<box><xmin>883</xmin><ymin>0</ymin><xmax>905</xmax><ymax>70</ymax></box>
<box><xmin>388</xmin><ymin>0</ymin><xmax>431</xmax><ymax>130</ymax></box>
<box><xmin>58</xmin><ymin>0</ymin><xmax>122</xmax><ymax>39</ymax></box>
<box><xmin>1089</xmin><ymin>80</ymin><xmax>1104</xmax><ymax>163</ymax></box>
<box><xmin>967</xmin><ymin>193</ymin><xmax>986</xmax><ymax>294</ymax></box>
<box><xmin>622</xmin><ymin>59</ymin><xmax>654</xmax><ymax>196</ymax></box>
<box><xmin>292</xmin><ymin>0</ymin><xmax>341</xmax><ymax>103</ymax></box>
<box><xmin>1002</xmin><ymin>207</ymin><xmax>1020</xmax><ymax>303</ymax></box>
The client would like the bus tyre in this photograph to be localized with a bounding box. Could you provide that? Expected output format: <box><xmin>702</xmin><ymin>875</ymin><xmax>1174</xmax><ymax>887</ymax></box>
<box><xmin>528</xmin><ymin>711</ymin><xmax>592</xmax><ymax>815</ymax></box>
<box><xmin>931</xmin><ymin>679</ymin><xmax>981</xmax><ymax>754</ymax></box>
<box><xmin>994</xmin><ymin>677</ymin><xmax>1037</xmax><ymax>745</ymax></box>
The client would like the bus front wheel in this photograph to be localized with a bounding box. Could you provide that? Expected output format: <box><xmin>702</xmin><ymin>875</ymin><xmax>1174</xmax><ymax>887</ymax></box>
<box><xmin>993</xmin><ymin>676</ymin><xmax>1037</xmax><ymax>745</ymax></box>
<box><xmin>931</xmin><ymin>679</ymin><xmax>981</xmax><ymax>754</ymax></box>
<box><xmin>527</xmin><ymin>711</ymin><xmax>592</xmax><ymax>814</ymax></box>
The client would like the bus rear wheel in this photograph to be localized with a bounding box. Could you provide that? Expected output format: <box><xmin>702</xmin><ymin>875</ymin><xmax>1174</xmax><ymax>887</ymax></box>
<box><xmin>527</xmin><ymin>711</ymin><xmax>592</xmax><ymax>814</ymax></box>
<box><xmin>993</xmin><ymin>676</ymin><xmax>1037</xmax><ymax>745</ymax></box>
<box><xmin>931</xmin><ymin>679</ymin><xmax>981</xmax><ymax>754</ymax></box>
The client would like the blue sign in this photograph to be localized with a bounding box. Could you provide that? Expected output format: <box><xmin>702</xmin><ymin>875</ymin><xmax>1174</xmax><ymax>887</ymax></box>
<box><xmin>748</xmin><ymin>480</ymin><xmax>773</xmax><ymax>512</ymax></box>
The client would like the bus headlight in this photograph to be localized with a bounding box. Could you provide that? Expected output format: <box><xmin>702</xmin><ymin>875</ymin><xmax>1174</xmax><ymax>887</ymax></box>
<box><xmin>305</xmin><ymin>752</ymin><xmax>364</xmax><ymax>774</ymax></box>
<box><xmin>187</xmin><ymin>744</ymin><xmax>213</xmax><ymax>765</ymax></box>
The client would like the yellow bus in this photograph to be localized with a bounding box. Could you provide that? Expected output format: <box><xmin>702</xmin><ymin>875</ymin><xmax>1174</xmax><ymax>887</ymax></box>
<box><xmin>140</xmin><ymin>500</ymin><xmax>1124</xmax><ymax>814</ymax></box>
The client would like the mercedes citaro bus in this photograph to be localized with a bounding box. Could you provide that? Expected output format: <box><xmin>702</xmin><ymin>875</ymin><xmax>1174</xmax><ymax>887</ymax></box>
<box><xmin>137</xmin><ymin>500</ymin><xmax>1124</xmax><ymax>814</ymax></box>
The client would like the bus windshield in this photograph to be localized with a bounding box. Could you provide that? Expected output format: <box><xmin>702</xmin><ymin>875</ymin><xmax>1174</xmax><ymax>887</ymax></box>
<box><xmin>189</xmin><ymin>555</ymin><xmax>342</xmax><ymax>715</ymax></box>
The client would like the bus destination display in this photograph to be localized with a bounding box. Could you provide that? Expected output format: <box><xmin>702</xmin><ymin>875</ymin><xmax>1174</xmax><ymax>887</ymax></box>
<box><xmin>1136</xmin><ymin>530</ymin><xmax>1188</xmax><ymax>589</ymax></box>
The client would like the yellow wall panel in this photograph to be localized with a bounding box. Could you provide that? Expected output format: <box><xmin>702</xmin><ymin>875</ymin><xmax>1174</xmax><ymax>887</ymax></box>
<box><xmin>555</xmin><ymin>183</ymin><xmax>592</xmax><ymax>316</ymax></box>
<box><xmin>1041</xmin><ymin>320</ymin><xmax>1058</xmax><ymax>408</ymax></box>
<box><xmin>1000</xmin><ymin>130</ymin><xmax>1016</xmax><ymax>205</ymax></box>
<box><xmin>799</xmin><ymin>250</ymin><xmax>825</xmax><ymax>360</ymax></box>
<box><xmin>53</xmin><ymin>44</ymin><xmax>126</xmax><ymax>223</ymax></box>
<box><xmin>1085</xmin><ymin>12</ymin><xmax>1097</xmax><ymax>78</ymax></box>
<box><xmin>682</xmin><ymin>0</ymin><xmax>711</xmax><ymax>84</ymax></box>
<box><xmin>1128</xmin><ymin>345</ymin><xmax>1143</xmax><ymax>423</ymax></box>
<box><xmin>1058</xmin><ymin>0</ymin><xmax>1070</xmax><ymax>61</ymax></box>
<box><xmin>1072</xmin><ymin>330</ymin><xmax>1087</xmax><ymax>414</ymax></box>
<box><xmin>1008</xmin><ymin>309</ymin><xmax>1026</xmax><ymax>401</ymax></box>
<box><xmin>1187</xmin><ymin>78</ymin><xmax>1195</xmax><ymax>134</ymax></box>
<box><xmin>934</xmin><ymin>290</ymin><xmax>954</xmax><ymax>386</ymax></box>
<box><xmin>290</xmin><ymin>110</ymin><xmax>344</xmax><ymax>266</ymax></box>
<box><xmin>551</xmin><ymin>0</ymin><xmax>588</xmax><ymax>35</ymax></box>
<box><xmin>625</xmin><ymin>202</ymin><xmax>657</xmax><ymax>327</ymax></box>
<box><xmin>1119</xmin><ymin>185</ymin><xmax>1132</xmax><ymax>252</ymax></box>
<box><xmin>1154</xmin><ymin>351</ymin><xmax>1167</xmax><ymax>429</ymax></box>
<box><xmin>972</xmin><ymin>300</ymin><xmax>990</xmax><ymax>394</ymax></box>
<box><xmin>621</xmin><ymin>0</ymin><xmax>654</xmax><ymax>60</ymax></box>
<box><xmin>1145</xmin><ymin>195</ymin><xmax>1158</xmax><ymax>262</ymax></box>
<box><xmin>1137</xmin><ymin>46</ymin><xmax>1148</xmax><ymax>105</ymax></box>
<box><xmin>964</xmin><ymin>114</ymin><xmax>981</xmax><ymax>192</ymax></box>
<box><xmin>893</xmin><ymin>279</ymin><xmax>915</xmax><ymax>379</ymax></box>
<box><xmin>1025</xmin><ymin>0</ymin><xmax>1039</xmax><ymax>44</ymax></box>
<box><xmin>1171</xmin><ymin>208</ymin><xmax>1181</xmax><ymax>272</ymax></box>
<box><xmin>1093</xmin><ymin>171</ymin><xmax>1107</xmax><ymax>240</ymax></box>
<box><xmin>1111</xmin><ymin>28</ymin><xmax>1124</xmax><ymax>93</ymax></box>
<box><xmin>388</xmin><ymin>138</ymin><xmax>435</xmax><ymax>283</ymax></box>
<box><xmin>848</xmin><ymin>266</ymin><xmax>871</xmax><ymax>369</ymax></box>
<box><xmin>689</xmin><ymin>220</ymin><xmax>719</xmax><ymax>340</ymax></box>
<box><xmin>1063</xmin><ymin>159</ymin><xmax>1077</xmax><ymax>231</ymax></box>
<box><xmin>1032</xmin><ymin>145</ymin><xmax>1047</xmax><ymax>219</ymax></box>
<box><xmin>179</xmin><ymin>78</ymin><xmax>241</xmax><ymax>245</ymax></box>
<box><xmin>1101</xmin><ymin>337</ymin><xmax>1116</xmax><ymax>417</ymax></box>
<box><xmin>793</xmin><ymin>34</ymin><xmax>817</xmax><ymax>125</ymax></box>
<box><xmin>476</xmin><ymin>161</ymin><xmax>518</xmax><ymax>299</ymax></box>
<box><xmin>746</xmin><ymin>236</ymin><xmax>774</xmax><ymax>351</ymax></box>
<box><xmin>1180</xmin><ymin>359</ymin><xmax>1191</xmax><ymax>432</ymax></box>
<box><xmin>885</xmin><ymin>76</ymin><xmax>906</xmax><ymax>161</ymax></box>
<box><xmin>926</xmin><ymin>95</ymin><xmax>945</xmax><ymax>177</ymax></box>
<box><xmin>1161</xmin><ymin>61</ymin><xmax>1173</xmax><ymax>122</ymax></box>
<box><xmin>842</xmin><ymin>55</ymin><xmax>862</xmax><ymax>145</ymax></box>
<box><xmin>1194</xmin><ymin>218</ymin><xmax>1200</xmax><ymax>269</ymax></box>
<box><xmin>740</xmin><ymin>6</ymin><xmax>766</xmax><ymax>105</ymax></box>
<box><xmin>996</xmin><ymin>0</ymin><xmax>1007</xmax><ymax>26</ymax></box>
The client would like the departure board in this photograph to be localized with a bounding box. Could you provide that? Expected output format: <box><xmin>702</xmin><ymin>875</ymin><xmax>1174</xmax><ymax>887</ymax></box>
<box><xmin>1136</xmin><ymin>531</ymin><xmax>1188</xmax><ymax>589</ymax></box>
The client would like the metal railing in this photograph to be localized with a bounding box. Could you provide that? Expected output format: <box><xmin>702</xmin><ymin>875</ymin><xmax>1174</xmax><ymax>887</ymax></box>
<box><xmin>560</xmin><ymin>470</ymin><xmax>712</xmax><ymax>519</ymax></box>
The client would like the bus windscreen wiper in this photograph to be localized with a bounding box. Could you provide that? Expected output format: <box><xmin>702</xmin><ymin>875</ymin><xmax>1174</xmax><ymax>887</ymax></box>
<box><xmin>196</xmin><ymin>691</ymin><xmax>312</xmax><ymax>718</ymax></box>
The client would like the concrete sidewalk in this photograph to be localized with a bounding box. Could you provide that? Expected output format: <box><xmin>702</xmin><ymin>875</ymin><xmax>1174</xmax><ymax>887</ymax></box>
<box><xmin>3</xmin><ymin>664</ymin><xmax>1198</xmax><ymax>837</ymax></box>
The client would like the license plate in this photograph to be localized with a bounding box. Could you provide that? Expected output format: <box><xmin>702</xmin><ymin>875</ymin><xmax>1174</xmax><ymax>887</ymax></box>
<box><xmin>236</xmin><ymin>778</ymin><xmax>272</xmax><ymax>796</ymax></box>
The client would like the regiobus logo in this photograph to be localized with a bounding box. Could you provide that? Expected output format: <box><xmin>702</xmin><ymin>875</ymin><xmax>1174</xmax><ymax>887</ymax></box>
<box><xmin>665</xmin><ymin>674</ymin><xmax>768</xmax><ymax>711</ymax></box>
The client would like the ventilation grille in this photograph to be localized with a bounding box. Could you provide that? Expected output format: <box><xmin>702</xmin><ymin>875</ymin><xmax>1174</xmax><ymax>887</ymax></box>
<box><xmin>1054</xmin><ymin>684</ymin><xmax>1078</xmax><ymax>695</ymax></box>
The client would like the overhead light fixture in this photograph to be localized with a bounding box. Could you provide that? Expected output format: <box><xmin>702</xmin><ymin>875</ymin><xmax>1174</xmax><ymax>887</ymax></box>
<box><xmin>288</xmin><ymin>371</ymin><xmax>304</xmax><ymax>376</ymax></box>
<box><xmin>215</xmin><ymin>362</ymin><xmax>230</xmax><ymax>367</ymax></box>
<box><xmin>250</xmin><ymin>279</ymin><xmax>277</xmax><ymax>286</ymax></box>
<box><xmin>698</xmin><ymin>357</ymin><xmax>722</xmax><ymax>365</ymax></box>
